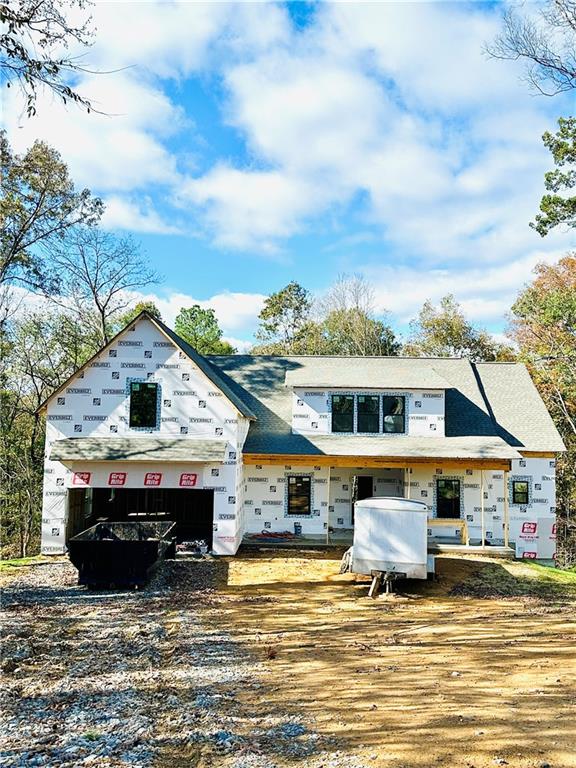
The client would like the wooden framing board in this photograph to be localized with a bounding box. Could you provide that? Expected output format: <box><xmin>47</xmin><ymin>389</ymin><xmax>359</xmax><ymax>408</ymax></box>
<box><xmin>520</xmin><ymin>451</ymin><xmax>556</xmax><ymax>458</ymax></box>
<box><xmin>243</xmin><ymin>454</ymin><xmax>512</xmax><ymax>470</ymax></box>
<box><xmin>428</xmin><ymin>518</ymin><xmax>468</xmax><ymax>545</ymax></box>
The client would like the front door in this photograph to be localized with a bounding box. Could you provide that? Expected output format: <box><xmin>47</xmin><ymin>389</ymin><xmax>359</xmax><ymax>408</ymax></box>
<box><xmin>436</xmin><ymin>479</ymin><xmax>461</xmax><ymax>519</ymax></box>
<box><xmin>352</xmin><ymin>475</ymin><xmax>373</xmax><ymax>524</ymax></box>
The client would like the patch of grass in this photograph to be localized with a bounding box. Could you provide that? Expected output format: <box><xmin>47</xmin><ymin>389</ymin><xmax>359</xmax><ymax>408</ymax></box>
<box><xmin>0</xmin><ymin>555</ymin><xmax>52</xmax><ymax>572</ymax></box>
<box><xmin>450</xmin><ymin>559</ymin><xmax>576</xmax><ymax>599</ymax></box>
<box><xmin>82</xmin><ymin>732</ymin><xmax>102</xmax><ymax>742</ymax></box>
<box><xmin>521</xmin><ymin>560</ymin><xmax>576</xmax><ymax>586</ymax></box>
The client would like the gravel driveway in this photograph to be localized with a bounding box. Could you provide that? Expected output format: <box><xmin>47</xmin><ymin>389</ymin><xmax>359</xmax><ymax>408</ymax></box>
<box><xmin>0</xmin><ymin>559</ymin><xmax>351</xmax><ymax>768</ymax></box>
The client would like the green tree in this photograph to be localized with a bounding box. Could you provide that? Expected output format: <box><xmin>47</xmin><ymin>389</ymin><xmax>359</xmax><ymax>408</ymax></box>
<box><xmin>175</xmin><ymin>305</ymin><xmax>236</xmax><ymax>355</ymax></box>
<box><xmin>0</xmin><ymin>132</ymin><xmax>103</xmax><ymax>294</ymax></box>
<box><xmin>404</xmin><ymin>295</ymin><xmax>514</xmax><ymax>361</ymax></box>
<box><xmin>509</xmin><ymin>254</ymin><xmax>576</xmax><ymax>565</ymax></box>
<box><xmin>531</xmin><ymin>117</ymin><xmax>576</xmax><ymax>237</ymax></box>
<box><xmin>253</xmin><ymin>281</ymin><xmax>312</xmax><ymax>354</ymax></box>
<box><xmin>114</xmin><ymin>301</ymin><xmax>163</xmax><ymax>331</ymax></box>
<box><xmin>1</xmin><ymin>0</ymin><xmax>95</xmax><ymax>116</ymax></box>
<box><xmin>320</xmin><ymin>309</ymin><xmax>400</xmax><ymax>356</ymax></box>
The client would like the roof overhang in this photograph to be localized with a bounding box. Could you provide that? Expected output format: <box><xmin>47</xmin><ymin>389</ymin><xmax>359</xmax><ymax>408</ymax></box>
<box><xmin>242</xmin><ymin>435</ymin><xmax>522</xmax><ymax>471</ymax></box>
<box><xmin>50</xmin><ymin>438</ymin><xmax>228</xmax><ymax>463</ymax></box>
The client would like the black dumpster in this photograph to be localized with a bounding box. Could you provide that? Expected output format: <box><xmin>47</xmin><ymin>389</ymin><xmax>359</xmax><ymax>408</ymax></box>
<box><xmin>68</xmin><ymin>521</ymin><xmax>176</xmax><ymax>588</ymax></box>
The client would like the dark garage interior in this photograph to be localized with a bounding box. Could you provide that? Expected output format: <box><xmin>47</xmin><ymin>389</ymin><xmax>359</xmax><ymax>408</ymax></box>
<box><xmin>66</xmin><ymin>487</ymin><xmax>214</xmax><ymax>546</ymax></box>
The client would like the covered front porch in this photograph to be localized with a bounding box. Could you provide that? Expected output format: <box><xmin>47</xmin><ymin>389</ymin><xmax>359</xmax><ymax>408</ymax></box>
<box><xmin>242</xmin><ymin>442</ymin><xmax>518</xmax><ymax>556</ymax></box>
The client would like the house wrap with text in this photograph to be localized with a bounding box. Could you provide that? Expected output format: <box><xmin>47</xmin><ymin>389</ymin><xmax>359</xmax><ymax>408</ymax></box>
<box><xmin>39</xmin><ymin>312</ymin><xmax>566</xmax><ymax>559</ymax></box>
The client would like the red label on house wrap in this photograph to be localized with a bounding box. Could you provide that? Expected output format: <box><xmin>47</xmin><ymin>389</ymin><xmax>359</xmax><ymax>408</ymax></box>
<box><xmin>552</xmin><ymin>524</ymin><xmax>557</xmax><ymax>536</ymax></box>
<box><xmin>522</xmin><ymin>551</ymin><xmax>537</xmax><ymax>559</ymax></box>
<box><xmin>72</xmin><ymin>472</ymin><xmax>91</xmax><ymax>486</ymax></box>
<box><xmin>179</xmin><ymin>473</ymin><xmax>198</xmax><ymax>487</ymax></box>
<box><xmin>144</xmin><ymin>472</ymin><xmax>162</xmax><ymax>487</ymax></box>
<box><xmin>522</xmin><ymin>522</ymin><xmax>537</xmax><ymax>535</ymax></box>
<box><xmin>108</xmin><ymin>472</ymin><xmax>126</xmax><ymax>486</ymax></box>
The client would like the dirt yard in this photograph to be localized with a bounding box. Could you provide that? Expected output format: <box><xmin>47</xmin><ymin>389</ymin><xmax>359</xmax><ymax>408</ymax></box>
<box><xmin>1</xmin><ymin>551</ymin><xmax>575</xmax><ymax>768</ymax></box>
<box><xmin>218</xmin><ymin>551</ymin><xmax>576</xmax><ymax>768</ymax></box>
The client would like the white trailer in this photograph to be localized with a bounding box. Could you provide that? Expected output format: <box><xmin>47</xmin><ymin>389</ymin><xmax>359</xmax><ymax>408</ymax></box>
<box><xmin>350</xmin><ymin>497</ymin><xmax>431</xmax><ymax>594</ymax></box>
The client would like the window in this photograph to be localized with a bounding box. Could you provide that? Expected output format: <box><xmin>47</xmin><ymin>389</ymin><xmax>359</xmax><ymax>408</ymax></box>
<box><xmin>129</xmin><ymin>382</ymin><xmax>159</xmax><ymax>428</ymax></box>
<box><xmin>383</xmin><ymin>396</ymin><xmax>405</xmax><ymax>434</ymax></box>
<box><xmin>331</xmin><ymin>395</ymin><xmax>354</xmax><ymax>433</ymax></box>
<box><xmin>357</xmin><ymin>395</ymin><xmax>380</xmax><ymax>433</ymax></box>
<box><xmin>287</xmin><ymin>475</ymin><xmax>311</xmax><ymax>515</ymax></box>
<box><xmin>512</xmin><ymin>480</ymin><xmax>529</xmax><ymax>505</ymax></box>
<box><xmin>436</xmin><ymin>479</ymin><xmax>461</xmax><ymax>519</ymax></box>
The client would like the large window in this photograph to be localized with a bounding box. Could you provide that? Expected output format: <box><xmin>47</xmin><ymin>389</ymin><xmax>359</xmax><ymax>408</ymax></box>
<box><xmin>436</xmin><ymin>479</ymin><xmax>461</xmax><ymax>519</ymax></box>
<box><xmin>287</xmin><ymin>475</ymin><xmax>311</xmax><ymax>515</ymax></box>
<box><xmin>331</xmin><ymin>395</ymin><xmax>354</xmax><ymax>433</ymax></box>
<box><xmin>357</xmin><ymin>395</ymin><xmax>380</xmax><ymax>433</ymax></box>
<box><xmin>330</xmin><ymin>393</ymin><xmax>407</xmax><ymax>434</ymax></box>
<box><xmin>512</xmin><ymin>480</ymin><xmax>529</xmax><ymax>505</ymax></box>
<box><xmin>383</xmin><ymin>396</ymin><xmax>405</xmax><ymax>434</ymax></box>
<box><xmin>129</xmin><ymin>382</ymin><xmax>159</xmax><ymax>428</ymax></box>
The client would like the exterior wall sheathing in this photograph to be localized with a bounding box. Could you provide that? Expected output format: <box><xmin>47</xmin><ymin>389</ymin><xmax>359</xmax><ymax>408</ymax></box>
<box><xmin>243</xmin><ymin>458</ymin><xmax>556</xmax><ymax>558</ymax></box>
<box><xmin>41</xmin><ymin>317</ymin><xmax>249</xmax><ymax>556</ymax></box>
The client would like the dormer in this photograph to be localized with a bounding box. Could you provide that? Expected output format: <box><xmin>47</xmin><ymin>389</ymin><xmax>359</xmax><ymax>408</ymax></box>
<box><xmin>285</xmin><ymin>358</ymin><xmax>448</xmax><ymax>438</ymax></box>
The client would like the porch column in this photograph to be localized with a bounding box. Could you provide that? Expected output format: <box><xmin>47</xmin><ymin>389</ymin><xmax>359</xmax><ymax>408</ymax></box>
<box><xmin>480</xmin><ymin>469</ymin><xmax>485</xmax><ymax>548</ymax></box>
<box><xmin>326</xmin><ymin>465</ymin><xmax>332</xmax><ymax>545</ymax></box>
<box><xmin>404</xmin><ymin>467</ymin><xmax>411</xmax><ymax>499</ymax></box>
<box><xmin>503</xmin><ymin>468</ymin><xmax>510</xmax><ymax>548</ymax></box>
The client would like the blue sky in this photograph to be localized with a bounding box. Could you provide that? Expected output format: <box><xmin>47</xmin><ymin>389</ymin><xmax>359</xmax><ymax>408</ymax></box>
<box><xmin>4</xmin><ymin>0</ymin><xmax>574</xmax><ymax>349</ymax></box>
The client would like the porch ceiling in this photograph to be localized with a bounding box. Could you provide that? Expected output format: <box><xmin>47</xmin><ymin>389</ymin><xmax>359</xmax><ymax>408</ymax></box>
<box><xmin>50</xmin><ymin>437</ymin><xmax>228</xmax><ymax>463</ymax></box>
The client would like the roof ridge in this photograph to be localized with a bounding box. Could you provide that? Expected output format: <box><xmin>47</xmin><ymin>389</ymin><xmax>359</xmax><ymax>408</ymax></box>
<box><xmin>152</xmin><ymin>316</ymin><xmax>257</xmax><ymax>420</ymax></box>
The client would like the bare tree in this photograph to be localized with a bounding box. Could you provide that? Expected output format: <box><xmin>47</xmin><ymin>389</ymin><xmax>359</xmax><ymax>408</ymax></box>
<box><xmin>0</xmin><ymin>308</ymin><xmax>96</xmax><ymax>556</ymax></box>
<box><xmin>486</xmin><ymin>0</ymin><xmax>576</xmax><ymax>95</ymax></box>
<box><xmin>317</xmin><ymin>275</ymin><xmax>400</xmax><ymax>356</ymax></box>
<box><xmin>1</xmin><ymin>0</ymin><xmax>99</xmax><ymax>116</ymax></box>
<box><xmin>50</xmin><ymin>227</ymin><xmax>160</xmax><ymax>344</ymax></box>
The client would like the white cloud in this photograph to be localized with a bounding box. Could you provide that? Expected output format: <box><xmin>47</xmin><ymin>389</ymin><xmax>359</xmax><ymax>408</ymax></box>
<box><xmin>363</xmin><ymin>247</ymin><xmax>568</xmax><ymax>326</ymax></box>
<box><xmin>131</xmin><ymin>289</ymin><xmax>266</xmax><ymax>335</ymax></box>
<box><xmin>3</xmin><ymin>72</ymin><xmax>183</xmax><ymax>193</ymax></box>
<box><xmin>101</xmin><ymin>196</ymin><xmax>182</xmax><ymax>235</ymax></box>
<box><xmin>178</xmin><ymin>166</ymin><xmax>325</xmax><ymax>250</ymax></box>
<box><xmin>3</xmin><ymin>0</ymin><xmax>573</xmax><ymax>326</ymax></box>
<box><xmin>175</xmin><ymin>0</ymin><xmax>571</xmax><ymax>262</ymax></box>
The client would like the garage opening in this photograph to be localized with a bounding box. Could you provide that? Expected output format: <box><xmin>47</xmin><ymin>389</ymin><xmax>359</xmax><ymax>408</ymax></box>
<box><xmin>66</xmin><ymin>488</ymin><xmax>214</xmax><ymax>546</ymax></box>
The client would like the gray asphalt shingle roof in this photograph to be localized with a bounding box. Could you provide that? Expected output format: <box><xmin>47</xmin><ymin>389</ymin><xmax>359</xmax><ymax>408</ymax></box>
<box><xmin>284</xmin><ymin>357</ymin><xmax>450</xmax><ymax>389</ymax></box>
<box><xmin>50</xmin><ymin>438</ymin><xmax>228</xmax><ymax>463</ymax></box>
<box><xmin>475</xmin><ymin>363</ymin><xmax>566</xmax><ymax>453</ymax></box>
<box><xmin>207</xmin><ymin>355</ymin><xmax>565</xmax><ymax>457</ymax></box>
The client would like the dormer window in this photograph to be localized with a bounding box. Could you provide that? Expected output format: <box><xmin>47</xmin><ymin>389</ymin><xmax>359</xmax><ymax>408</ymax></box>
<box><xmin>331</xmin><ymin>395</ymin><xmax>354</xmax><ymax>433</ymax></box>
<box><xmin>383</xmin><ymin>396</ymin><xmax>405</xmax><ymax>434</ymax></box>
<box><xmin>129</xmin><ymin>382</ymin><xmax>159</xmax><ymax>428</ymax></box>
<box><xmin>357</xmin><ymin>395</ymin><xmax>379</xmax><ymax>433</ymax></box>
<box><xmin>330</xmin><ymin>393</ymin><xmax>406</xmax><ymax>435</ymax></box>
